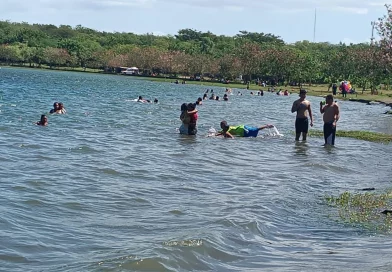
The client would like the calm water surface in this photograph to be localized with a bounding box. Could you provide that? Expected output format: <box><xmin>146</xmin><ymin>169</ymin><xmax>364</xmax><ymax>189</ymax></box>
<box><xmin>0</xmin><ymin>68</ymin><xmax>392</xmax><ymax>271</ymax></box>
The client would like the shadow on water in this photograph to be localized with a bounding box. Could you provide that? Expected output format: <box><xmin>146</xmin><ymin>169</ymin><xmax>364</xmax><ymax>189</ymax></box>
<box><xmin>177</xmin><ymin>134</ymin><xmax>198</xmax><ymax>146</ymax></box>
<box><xmin>294</xmin><ymin>141</ymin><xmax>309</xmax><ymax>156</ymax></box>
<box><xmin>322</xmin><ymin>144</ymin><xmax>336</xmax><ymax>154</ymax></box>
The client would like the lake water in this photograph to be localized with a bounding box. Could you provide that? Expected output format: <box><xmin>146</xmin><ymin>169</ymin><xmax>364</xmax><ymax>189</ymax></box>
<box><xmin>0</xmin><ymin>67</ymin><xmax>391</xmax><ymax>271</ymax></box>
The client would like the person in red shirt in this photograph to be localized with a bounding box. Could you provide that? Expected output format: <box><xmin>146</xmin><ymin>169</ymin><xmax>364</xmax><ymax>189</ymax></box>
<box><xmin>187</xmin><ymin>103</ymin><xmax>198</xmax><ymax>135</ymax></box>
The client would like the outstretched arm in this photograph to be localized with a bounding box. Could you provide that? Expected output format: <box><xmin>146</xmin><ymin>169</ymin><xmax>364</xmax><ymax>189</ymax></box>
<box><xmin>224</xmin><ymin>131</ymin><xmax>234</xmax><ymax>139</ymax></box>
<box><xmin>216</xmin><ymin>130</ymin><xmax>234</xmax><ymax>138</ymax></box>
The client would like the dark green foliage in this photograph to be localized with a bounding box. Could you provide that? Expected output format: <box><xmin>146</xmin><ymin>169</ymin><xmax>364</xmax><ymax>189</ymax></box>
<box><xmin>0</xmin><ymin>19</ymin><xmax>391</xmax><ymax>89</ymax></box>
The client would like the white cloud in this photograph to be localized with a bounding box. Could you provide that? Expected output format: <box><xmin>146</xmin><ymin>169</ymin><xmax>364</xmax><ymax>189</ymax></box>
<box><xmin>0</xmin><ymin>0</ymin><xmax>385</xmax><ymax>14</ymax></box>
<box><xmin>0</xmin><ymin>0</ymin><xmax>155</xmax><ymax>13</ymax></box>
<box><xmin>148</xmin><ymin>0</ymin><xmax>376</xmax><ymax>14</ymax></box>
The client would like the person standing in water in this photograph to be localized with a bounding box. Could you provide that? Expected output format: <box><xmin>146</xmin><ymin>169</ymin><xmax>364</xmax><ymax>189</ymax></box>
<box><xmin>320</xmin><ymin>94</ymin><xmax>340</xmax><ymax>146</ymax></box>
<box><xmin>291</xmin><ymin>89</ymin><xmax>313</xmax><ymax>141</ymax></box>
<box><xmin>187</xmin><ymin>103</ymin><xmax>198</xmax><ymax>135</ymax></box>
<box><xmin>179</xmin><ymin>103</ymin><xmax>198</xmax><ymax>135</ymax></box>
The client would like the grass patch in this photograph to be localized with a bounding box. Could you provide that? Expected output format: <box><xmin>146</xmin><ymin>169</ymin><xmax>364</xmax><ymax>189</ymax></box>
<box><xmin>303</xmin><ymin>85</ymin><xmax>392</xmax><ymax>104</ymax></box>
<box><xmin>326</xmin><ymin>191</ymin><xmax>392</xmax><ymax>233</ymax></box>
<box><xmin>308</xmin><ymin>130</ymin><xmax>392</xmax><ymax>143</ymax></box>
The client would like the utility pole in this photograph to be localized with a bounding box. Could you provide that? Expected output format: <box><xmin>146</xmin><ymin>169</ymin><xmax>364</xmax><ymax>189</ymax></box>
<box><xmin>370</xmin><ymin>21</ymin><xmax>376</xmax><ymax>94</ymax></box>
<box><xmin>313</xmin><ymin>8</ymin><xmax>317</xmax><ymax>42</ymax></box>
<box><xmin>371</xmin><ymin>21</ymin><xmax>376</xmax><ymax>45</ymax></box>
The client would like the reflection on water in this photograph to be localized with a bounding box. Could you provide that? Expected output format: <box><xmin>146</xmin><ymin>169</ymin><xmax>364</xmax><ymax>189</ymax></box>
<box><xmin>294</xmin><ymin>141</ymin><xmax>310</xmax><ymax>156</ymax></box>
<box><xmin>0</xmin><ymin>68</ymin><xmax>391</xmax><ymax>271</ymax></box>
<box><xmin>177</xmin><ymin>134</ymin><xmax>198</xmax><ymax>146</ymax></box>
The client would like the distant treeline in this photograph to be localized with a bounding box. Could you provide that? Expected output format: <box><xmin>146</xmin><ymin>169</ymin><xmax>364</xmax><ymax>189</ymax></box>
<box><xmin>0</xmin><ymin>20</ymin><xmax>389</xmax><ymax>89</ymax></box>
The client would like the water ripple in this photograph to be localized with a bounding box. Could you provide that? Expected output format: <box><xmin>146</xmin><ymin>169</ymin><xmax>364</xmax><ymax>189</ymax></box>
<box><xmin>0</xmin><ymin>68</ymin><xmax>391</xmax><ymax>271</ymax></box>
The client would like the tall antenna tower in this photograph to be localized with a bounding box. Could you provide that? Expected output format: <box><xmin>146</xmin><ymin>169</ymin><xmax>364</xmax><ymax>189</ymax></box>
<box><xmin>313</xmin><ymin>8</ymin><xmax>317</xmax><ymax>42</ymax></box>
<box><xmin>370</xmin><ymin>21</ymin><xmax>376</xmax><ymax>45</ymax></box>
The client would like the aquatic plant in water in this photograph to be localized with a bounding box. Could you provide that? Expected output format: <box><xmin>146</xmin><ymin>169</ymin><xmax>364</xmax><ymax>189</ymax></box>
<box><xmin>308</xmin><ymin>130</ymin><xmax>392</xmax><ymax>143</ymax></box>
<box><xmin>325</xmin><ymin>191</ymin><xmax>392</xmax><ymax>233</ymax></box>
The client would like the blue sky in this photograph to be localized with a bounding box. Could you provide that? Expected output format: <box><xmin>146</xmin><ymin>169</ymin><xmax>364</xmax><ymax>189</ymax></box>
<box><xmin>0</xmin><ymin>0</ymin><xmax>390</xmax><ymax>44</ymax></box>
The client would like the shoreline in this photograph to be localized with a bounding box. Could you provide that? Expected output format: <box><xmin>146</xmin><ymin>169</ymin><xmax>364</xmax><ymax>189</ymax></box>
<box><xmin>2</xmin><ymin>65</ymin><xmax>392</xmax><ymax>107</ymax></box>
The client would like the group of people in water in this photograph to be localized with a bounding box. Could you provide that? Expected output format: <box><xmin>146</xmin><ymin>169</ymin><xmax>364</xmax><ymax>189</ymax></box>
<box><xmin>36</xmin><ymin>86</ymin><xmax>340</xmax><ymax>146</ymax></box>
<box><xmin>36</xmin><ymin>102</ymin><xmax>67</xmax><ymax>126</ymax></box>
<box><xmin>291</xmin><ymin>89</ymin><xmax>340</xmax><ymax>146</ymax></box>
<box><xmin>179</xmin><ymin>88</ymin><xmax>275</xmax><ymax>139</ymax></box>
<box><xmin>200</xmin><ymin>89</ymin><xmax>230</xmax><ymax>102</ymax></box>
<box><xmin>180</xmin><ymin>87</ymin><xmax>340</xmax><ymax>146</ymax></box>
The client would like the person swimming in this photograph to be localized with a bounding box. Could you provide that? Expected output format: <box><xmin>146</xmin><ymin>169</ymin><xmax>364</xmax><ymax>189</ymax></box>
<box><xmin>50</xmin><ymin>102</ymin><xmax>59</xmax><ymax>114</ymax></box>
<box><xmin>138</xmin><ymin>96</ymin><xmax>150</xmax><ymax>103</ymax></box>
<box><xmin>56</xmin><ymin>102</ymin><xmax>66</xmax><ymax>114</ymax></box>
<box><xmin>36</xmin><ymin>115</ymin><xmax>48</xmax><ymax>126</ymax></box>
<box><xmin>216</xmin><ymin>121</ymin><xmax>274</xmax><ymax>139</ymax></box>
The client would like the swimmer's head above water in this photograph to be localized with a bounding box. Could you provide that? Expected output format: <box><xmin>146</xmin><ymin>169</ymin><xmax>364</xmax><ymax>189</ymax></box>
<box><xmin>187</xmin><ymin>103</ymin><xmax>196</xmax><ymax>111</ymax></box>
<box><xmin>220</xmin><ymin>120</ymin><xmax>229</xmax><ymax>131</ymax></box>
<box><xmin>181</xmin><ymin>103</ymin><xmax>188</xmax><ymax>111</ymax></box>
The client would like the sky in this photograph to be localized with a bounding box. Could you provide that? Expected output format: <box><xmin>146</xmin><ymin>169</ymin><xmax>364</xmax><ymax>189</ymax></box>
<box><xmin>0</xmin><ymin>0</ymin><xmax>391</xmax><ymax>44</ymax></box>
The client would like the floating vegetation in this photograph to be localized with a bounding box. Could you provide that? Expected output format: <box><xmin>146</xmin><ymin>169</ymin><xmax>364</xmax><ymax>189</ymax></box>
<box><xmin>308</xmin><ymin>130</ymin><xmax>392</xmax><ymax>143</ymax></box>
<box><xmin>325</xmin><ymin>191</ymin><xmax>392</xmax><ymax>232</ymax></box>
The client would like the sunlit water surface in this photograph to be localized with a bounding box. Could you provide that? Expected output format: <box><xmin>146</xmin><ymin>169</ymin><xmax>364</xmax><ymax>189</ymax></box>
<box><xmin>0</xmin><ymin>68</ymin><xmax>391</xmax><ymax>271</ymax></box>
